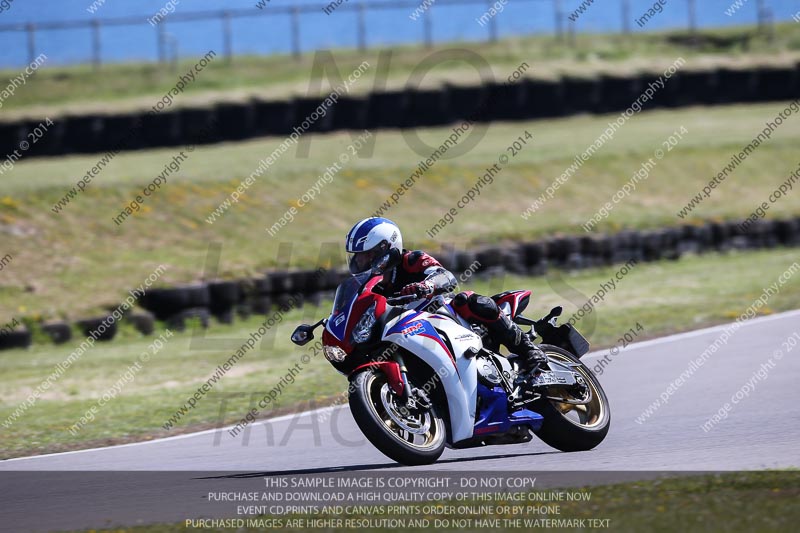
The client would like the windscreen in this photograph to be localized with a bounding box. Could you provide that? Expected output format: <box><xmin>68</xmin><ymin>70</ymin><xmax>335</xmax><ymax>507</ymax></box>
<box><xmin>331</xmin><ymin>275</ymin><xmax>362</xmax><ymax>316</ymax></box>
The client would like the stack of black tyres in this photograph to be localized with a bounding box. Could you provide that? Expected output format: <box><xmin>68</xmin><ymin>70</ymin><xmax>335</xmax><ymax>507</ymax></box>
<box><xmin>137</xmin><ymin>284</ymin><xmax>210</xmax><ymax>331</ymax></box>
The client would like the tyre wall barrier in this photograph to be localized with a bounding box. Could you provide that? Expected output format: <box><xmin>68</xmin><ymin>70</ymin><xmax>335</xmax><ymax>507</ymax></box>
<box><xmin>407</xmin><ymin>89</ymin><xmax>451</xmax><ymax>128</ymax></box>
<box><xmin>7</xmin><ymin>63</ymin><xmax>798</xmax><ymax>159</ymax></box>
<box><xmin>0</xmin><ymin>329</ymin><xmax>32</xmax><ymax>350</ymax></box>
<box><xmin>523</xmin><ymin>78</ymin><xmax>566</xmax><ymax>118</ymax></box>
<box><xmin>2</xmin><ymin>216</ymin><xmax>800</xmax><ymax>351</ymax></box>
<box><xmin>128</xmin><ymin>312</ymin><xmax>155</xmax><ymax>335</ymax></box>
<box><xmin>216</xmin><ymin>102</ymin><xmax>256</xmax><ymax>141</ymax></box>
<box><xmin>597</xmin><ymin>75</ymin><xmax>641</xmax><ymax>113</ymax></box>
<box><xmin>755</xmin><ymin>65</ymin><xmax>798</xmax><ymax>102</ymax></box>
<box><xmin>483</xmin><ymin>82</ymin><xmax>520</xmax><ymax>122</ymax></box>
<box><xmin>253</xmin><ymin>99</ymin><xmax>295</xmax><ymax>136</ymax></box>
<box><xmin>76</xmin><ymin>316</ymin><xmax>117</xmax><ymax>342</ymax></box>
<box><xmin>448</xmin><ymin>84</ymin><xmax>490</xmax><ymax>122</ymax></box>
<box><xmin>716</xmin><ymin>68</ymin><xmax>759</xmax><ymax>104</ymax></box>
<box><xmin>139</xmin><ymin>111</ymin><xmax>182</xmax><ymax>149</ymax></box>
<box><xmin>366</xmin><ymin>90</ymin><xmax>411</xmax><ymax>129</ymax></box>
<box><xmin>137</xmin><ymin>284</ymin><xmax>210</xmax><ymax>321</ymax></box>
<box><xmin>294</xmin><ymin>97</ymin><xmax>335</xmax><ymax>133</ymax></box>
<box><xmin>332</xmin><ymin>96</ymin><xmax>369</xmax><ymax>130</ymax></box>
<box><xmin>561</xmin><ymin>76</ymin><xmax>602</xmax><ymax>114</ymax></box>
<box><xmin>42</xmin><ymin>321</ymin><xmax>72</xmax><ymax>344</ymax></box>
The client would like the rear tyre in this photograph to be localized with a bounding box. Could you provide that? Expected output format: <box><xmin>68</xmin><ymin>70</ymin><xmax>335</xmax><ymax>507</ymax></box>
<box><xmin>349</xmin><ymin>369</ymin><xmax>446</xmax><ymax>466</ymax></box>
<box><xmin>532</xmin><ymin>344</ymin><xmax>610</xmax><ymax>452</ymax></box>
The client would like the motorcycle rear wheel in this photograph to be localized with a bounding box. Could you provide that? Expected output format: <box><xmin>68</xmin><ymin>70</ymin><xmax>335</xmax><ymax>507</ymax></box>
<box><xmin>349</xmin><ymin>369</ymin><xmax>446</xmax><ymax>465</ymax></box>
<box><xmin>532</xmin><ymin>344</ymin><xmax>610</xmax><ymax>452</ymax></box>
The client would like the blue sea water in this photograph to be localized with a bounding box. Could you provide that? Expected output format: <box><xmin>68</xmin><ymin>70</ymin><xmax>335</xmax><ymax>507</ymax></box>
<box><xmin>0</xmin><ymin>0</ymin><xmax>797</xmax><ymax>67</ymax></box>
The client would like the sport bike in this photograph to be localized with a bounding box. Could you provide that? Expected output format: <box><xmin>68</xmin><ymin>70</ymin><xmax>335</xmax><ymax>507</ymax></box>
<box><xmin>291</xmin><ymin>273</ymin><xmax>610</xmax><ymax>465</ymax></box>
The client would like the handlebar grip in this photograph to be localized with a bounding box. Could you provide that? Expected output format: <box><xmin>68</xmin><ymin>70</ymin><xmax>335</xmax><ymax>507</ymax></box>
<box><xmin>386</xmin><ymin>294</ymin><xmax>417</xmax><ymax>305</ymax></box>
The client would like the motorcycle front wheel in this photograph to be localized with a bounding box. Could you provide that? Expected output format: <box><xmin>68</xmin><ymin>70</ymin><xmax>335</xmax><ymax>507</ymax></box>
<box><xmin>349</xmin><ymin>369</ymin><xmax>446</xmax><ymax>465</ymax></box>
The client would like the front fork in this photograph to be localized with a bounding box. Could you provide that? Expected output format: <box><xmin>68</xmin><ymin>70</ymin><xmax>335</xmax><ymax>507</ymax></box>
<box><xmin>395</xmin><ymin>352</ymin><xmax>414</xmax><ymax>402</ymax></box>
<box><xmin>348</xmin><ymin>351</ymin><xmax>430</xmax><ymax>412</ymax></box>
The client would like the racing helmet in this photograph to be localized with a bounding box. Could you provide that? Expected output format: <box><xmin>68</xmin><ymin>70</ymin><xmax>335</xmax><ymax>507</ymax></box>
<box><xmin>344</xmin><ymin>217</ymin><xmax>403</xmax><ymax>277</ymax></box>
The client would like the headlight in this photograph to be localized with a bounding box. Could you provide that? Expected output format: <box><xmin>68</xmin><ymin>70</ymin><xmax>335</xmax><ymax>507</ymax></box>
<box><xmin>351</xmin><ymin>302</ymin><xmax>377</xmax><ymax>344</ymax></box>
<box><xmin>323</xmin><ymin>344</ymin><xmax>348</xmax><ymax>363</ymax></box>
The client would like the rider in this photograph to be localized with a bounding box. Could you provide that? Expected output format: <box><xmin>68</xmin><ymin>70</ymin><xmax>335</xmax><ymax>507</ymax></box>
<box><xmin>345</xmin><ymin>217</ymin><xmax>546</xmax><ymax>371</ymax></box>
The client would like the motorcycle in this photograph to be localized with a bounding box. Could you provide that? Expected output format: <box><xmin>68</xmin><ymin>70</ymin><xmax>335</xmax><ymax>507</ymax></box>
<box><xmin>291</xmin><ymin>271</ymin><xmax>610</xmax><ymax>466</ymax></box>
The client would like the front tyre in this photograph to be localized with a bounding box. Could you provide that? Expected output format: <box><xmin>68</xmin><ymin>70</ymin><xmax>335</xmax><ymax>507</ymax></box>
<box><xmin>349</xmin><ymin>369</ymin><xmax>446</xmax><ymax>466</ymax></box>
<box><xmin>532</xmin><ymin>344</ymin><xmax>610</xmax><ymax>452</ymax></box>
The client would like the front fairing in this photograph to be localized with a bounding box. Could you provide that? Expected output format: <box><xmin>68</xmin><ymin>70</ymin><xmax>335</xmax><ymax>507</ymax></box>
<box><xmin>326</xmin><ymin>276</ymin><xmax>363</xmax><ymax>342</ymax></box>
<box><xmin>324</xmin><ymin>275</ymin><xmax>387</xmax><ymax>352</ymax></box>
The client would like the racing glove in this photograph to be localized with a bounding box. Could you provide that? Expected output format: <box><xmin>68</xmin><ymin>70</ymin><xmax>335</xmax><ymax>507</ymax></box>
<box><xmin>400</xmin><ymin>281</ymin><xmax>435</xmax><ymax>298</ymax></box>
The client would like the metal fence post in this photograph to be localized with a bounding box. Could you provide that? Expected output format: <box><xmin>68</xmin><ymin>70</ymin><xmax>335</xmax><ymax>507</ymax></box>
<box><xmin>568</xmin><ymin>19</ymin><xmax>576</xmax><ymax>47</ymax></box>
<box><xmin>91</xmin><ymin>20</ymin><xmax>101</xmax><ymax>68</ymax></box>
<box><xmin>357</xmin><ymin>3</ymin><xmax>366</xmax><ymax>52</ymax></box>
<box><xmin>290</xmin><ymin>7</ymin><xmax>300</xmax><ymax>59</ymax></box>
<box><xmin>169</xmin><ymin>34</ymin><xmax>178</xmax><ymax>72</ymax></box>
<box><xmin>222</xmin><ymin>10</ymin><xmax>233</xmax><ymax>63</ymax></box>
<box><xmin>554</xmin><ymin>0</ymin><xmax>564</xmax><ymax>41</ymax></box>
<box><xmin>488</xmin><ymin>0</ymin><xmax>498</xmax><ymax>42</ymax></box>
<box><xmin>26</xmin><ymin>23</ymin><xmax>36</xmax><ymax>65</ymax></box>
<box><xmin>755</xmin><ymin>0</ymin><xmax>773</xmax><ymax>37</ymax></box>
<box><xmin>157</xmin><ymin>23</ymin><xmax>166</xmax><ymax>63</ymax></box>
<box><xmin>687</xmin><ymin>0</ymin><xmax>697</xmax><ymax>39</ymax></box>
<box><xmin>424</xmin><ymin>9</ymin><xmax>433</xmax><ymax>48</ymax></box>
<box><xmin>621</xmin><ymin>0</ymin><xmax>630</xmax><ymax>34</ymax></box>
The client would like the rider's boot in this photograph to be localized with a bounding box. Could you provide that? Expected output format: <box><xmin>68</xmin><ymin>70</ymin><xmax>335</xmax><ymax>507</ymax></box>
<box><xmin>486</xmin><ymin>313</ymin><xmax>547</xmax><ymax>373</ymax></box>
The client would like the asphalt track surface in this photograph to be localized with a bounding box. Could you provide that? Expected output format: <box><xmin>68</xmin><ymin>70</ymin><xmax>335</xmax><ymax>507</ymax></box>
<box><xmin>2</xmin><ymin>310</ymin><xmax>799</xmax><ymax>531</ymax></box>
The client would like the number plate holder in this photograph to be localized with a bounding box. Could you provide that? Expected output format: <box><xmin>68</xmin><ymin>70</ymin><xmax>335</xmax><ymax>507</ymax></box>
<box><xmin>530</xmin><ymin>370</ymin><xmax>578</xmax><ymax>388</ymax></box>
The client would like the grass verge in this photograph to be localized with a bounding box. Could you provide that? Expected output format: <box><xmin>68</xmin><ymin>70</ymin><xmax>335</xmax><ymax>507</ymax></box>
<box><xmin>2</xmin><ymin>102</ymin><xmax>799</xmax><ymax>320</ymax></box>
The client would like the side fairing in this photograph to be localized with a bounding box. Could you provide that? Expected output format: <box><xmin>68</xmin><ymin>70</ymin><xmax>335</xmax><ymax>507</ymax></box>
<box><xmin>384</xmin><ymin>311</ymin><xmax>482</xmax><ymax>443</ymax></box>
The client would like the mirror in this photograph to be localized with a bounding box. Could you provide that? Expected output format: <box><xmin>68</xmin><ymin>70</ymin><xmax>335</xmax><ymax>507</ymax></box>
<box><xmin>291</xmin><ymin>324</ymin><xmax>314</xmax><ymax>346</ymax></box>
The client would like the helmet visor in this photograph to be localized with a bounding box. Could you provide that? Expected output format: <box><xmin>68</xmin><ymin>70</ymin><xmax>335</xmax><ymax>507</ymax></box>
<box><xmin>348</xmin><ymin>249</ymin><xmax>381</xmax><ymax>276</ymax></box>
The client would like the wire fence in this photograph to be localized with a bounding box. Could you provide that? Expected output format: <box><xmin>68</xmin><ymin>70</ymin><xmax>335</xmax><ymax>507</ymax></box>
<box><xmin>0</xmin><ymin>0</ymin><xmax>780</xmax><ymax>68</ymax></box>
